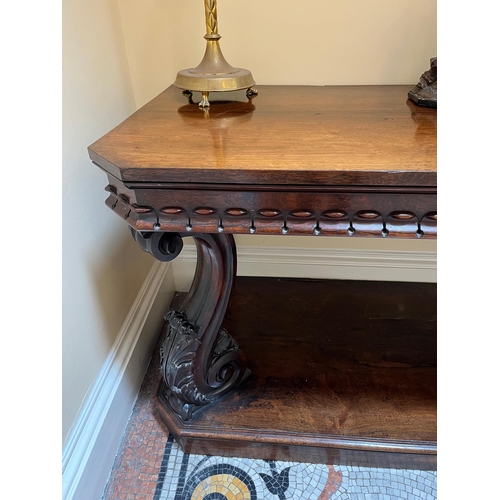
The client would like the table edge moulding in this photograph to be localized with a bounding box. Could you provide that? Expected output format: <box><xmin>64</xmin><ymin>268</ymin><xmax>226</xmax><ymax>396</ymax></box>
<box><xmin>88</xmin><ymin>85</ymin><xmax>437</xmax><ymax>469</ymax></box>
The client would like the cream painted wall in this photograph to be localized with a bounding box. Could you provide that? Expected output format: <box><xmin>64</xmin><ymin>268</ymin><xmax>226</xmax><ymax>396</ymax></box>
<box><xmin>118</xmin><ymin>0</ymin><xmax>437</xmax><ymax>107</ymax></box>
<box><xmin>62</xmin><ymin>0</ymin><xmax>155</xmax><ymax>445</ymax></box>
<box><xmin>118</xmin><ymin>0</ymin><xmax>437</xmax><ymax>254</ymax></box>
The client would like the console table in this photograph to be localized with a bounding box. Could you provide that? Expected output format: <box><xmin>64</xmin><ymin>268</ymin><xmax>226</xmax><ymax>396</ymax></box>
<box><xmin>89</xmin><ymin>85</ymin><xmax>437</xmax><ymax>469</ymax></box>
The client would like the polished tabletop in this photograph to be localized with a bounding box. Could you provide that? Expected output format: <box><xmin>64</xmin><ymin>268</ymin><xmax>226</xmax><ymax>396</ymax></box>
<box><xmin>88</xmin><ymin>85</ymin><xmax>436</xmax><ymax>187</ymax></box>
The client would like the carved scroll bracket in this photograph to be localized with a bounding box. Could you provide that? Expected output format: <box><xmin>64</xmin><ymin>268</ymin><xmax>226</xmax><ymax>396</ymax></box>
<box><xmin>130</xmin><ymin>228</ymin><xmax>249</xmax><ymax>421</ymax></box>
<box><xmin>129</xmin><ymin>228</ymin><xmax>184</xmax><ymax>262</ymax></box>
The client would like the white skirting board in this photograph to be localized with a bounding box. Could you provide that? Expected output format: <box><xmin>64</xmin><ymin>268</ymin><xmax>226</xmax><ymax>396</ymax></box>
<box><xmin>62</xmin><ymin>261</ymin><xmax>175</xmax><ymax>500</ymax></box>
<box><xmin>172</xmin><ymin>244</ymin><xmax>437</xmax><ymax>291</ymax></box>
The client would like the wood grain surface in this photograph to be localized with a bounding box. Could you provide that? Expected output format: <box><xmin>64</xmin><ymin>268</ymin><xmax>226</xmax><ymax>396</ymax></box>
<box><xmin>89</xmin><ymin>85</ymin><xmax>436</xmax><ymax>186</ymax></box>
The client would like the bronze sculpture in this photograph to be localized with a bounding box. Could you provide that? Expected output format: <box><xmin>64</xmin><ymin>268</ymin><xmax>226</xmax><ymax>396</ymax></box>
<box><xmin>408</xmin><ymin>57</ymin><xmax>437</xmax><ymax>108</ymax></box>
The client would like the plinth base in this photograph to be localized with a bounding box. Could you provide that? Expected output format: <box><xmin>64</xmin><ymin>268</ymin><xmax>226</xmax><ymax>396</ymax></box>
<box><xmin>157</xmin><ymin>277</ymin><xmax>436</xmax><ymax>470</ymax></box>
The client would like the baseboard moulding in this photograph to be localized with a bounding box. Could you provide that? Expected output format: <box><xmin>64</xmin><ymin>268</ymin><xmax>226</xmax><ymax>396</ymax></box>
<box><xmin>62</xmin><ymin>261</ymin><xmax>175</xmax><ymax>500</ymax></box>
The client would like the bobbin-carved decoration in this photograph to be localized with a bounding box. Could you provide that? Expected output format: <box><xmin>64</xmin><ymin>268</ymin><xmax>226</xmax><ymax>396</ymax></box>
<box><xmin>104</xmin><ymin>185</ymin><xmax>157</xmax><ymax>231</ymax></box>
<box><xmin>105</xmin><ymin>184</ymin><xmax>437</xmax><ymax>239</ymax></box>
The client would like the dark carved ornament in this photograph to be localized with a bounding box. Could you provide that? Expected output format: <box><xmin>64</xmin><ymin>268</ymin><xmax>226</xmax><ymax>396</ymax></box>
<box><xmin>160</xmin><ymin>311</ymin><xmax>207</xmax><ymax>410</ymax></box>
<box><xmin>160</xmin><ymin>310</ymin><xmax>245</xmax><ymax>420</ymax></box>
<box><xmin>408</xmin><ymin>57</ymin><xmax>437</xmax><ymax>109</ymax></box>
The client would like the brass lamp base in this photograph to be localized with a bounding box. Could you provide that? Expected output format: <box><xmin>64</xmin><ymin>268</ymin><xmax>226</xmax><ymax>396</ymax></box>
<box><xmin>174</xmin><ymin>33</ymin><xmax>257</xmax><ymax>108</ymax></box>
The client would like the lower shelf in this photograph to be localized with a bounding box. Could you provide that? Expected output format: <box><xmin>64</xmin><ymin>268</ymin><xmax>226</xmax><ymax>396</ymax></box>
<box><xmin>157</xmin><ymin>277</ymin><xmax>437</xmax><ymax>470</ymax></box>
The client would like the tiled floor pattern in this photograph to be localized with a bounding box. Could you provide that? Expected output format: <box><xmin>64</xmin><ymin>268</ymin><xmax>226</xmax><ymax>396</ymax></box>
<box><xmin>102</xmin><ymin>330</ymin><xmax>437</xmax><ymax>500</ymax></box>
<box><xmin>153</xmin><ymin>443</ymin><xmax>436</xmax><ymax>500</ymax></box>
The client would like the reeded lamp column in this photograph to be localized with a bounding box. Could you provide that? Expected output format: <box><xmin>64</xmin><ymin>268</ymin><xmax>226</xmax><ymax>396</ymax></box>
<box><xmin>174</xmin><ymin>0</ymin><xmax>258</xmax><ymax>108</ymax></box>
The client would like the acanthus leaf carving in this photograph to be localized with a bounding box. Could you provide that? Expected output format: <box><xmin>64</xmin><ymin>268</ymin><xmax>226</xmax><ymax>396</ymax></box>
<box><xmin>160</xmin><ymin>309</ymin><xmax>247</xmax><ymax>421</ymax></box>
<box><xmin>160</xmin><ymin>311</ymin><xmax>209</xmax><ymax>420</ymax></box>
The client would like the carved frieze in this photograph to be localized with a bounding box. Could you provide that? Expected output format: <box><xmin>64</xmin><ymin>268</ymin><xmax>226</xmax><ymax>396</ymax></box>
<box><xmin>105</xmin><ymin>185</ymin><xmax>437</xmax><ymax>239</ymax></box>
<box><xmin>104</xmin><ymin>185</ymin><xmax>157</xmax><ymax>231</ymax></box>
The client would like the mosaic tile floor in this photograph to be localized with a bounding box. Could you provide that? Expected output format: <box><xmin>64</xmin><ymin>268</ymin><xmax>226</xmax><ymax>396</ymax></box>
<box><xmin>102</xmin><ymin>328</ymin><xmax>437</xmax><ymax>500</ymax></box>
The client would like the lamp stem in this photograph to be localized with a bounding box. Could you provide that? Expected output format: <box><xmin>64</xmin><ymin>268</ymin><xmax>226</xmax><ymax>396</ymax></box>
<box><xmin>204</xmin><ymin>0</ymin><xmax>218</xmax><ymax>35</ymax></box>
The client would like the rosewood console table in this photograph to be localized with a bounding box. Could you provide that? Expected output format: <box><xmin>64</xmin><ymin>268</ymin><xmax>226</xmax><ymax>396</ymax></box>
<box><xmin>89</xmin><ymin>85</ymin><xmax>437</xmax><ymax>469</ymax></box>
